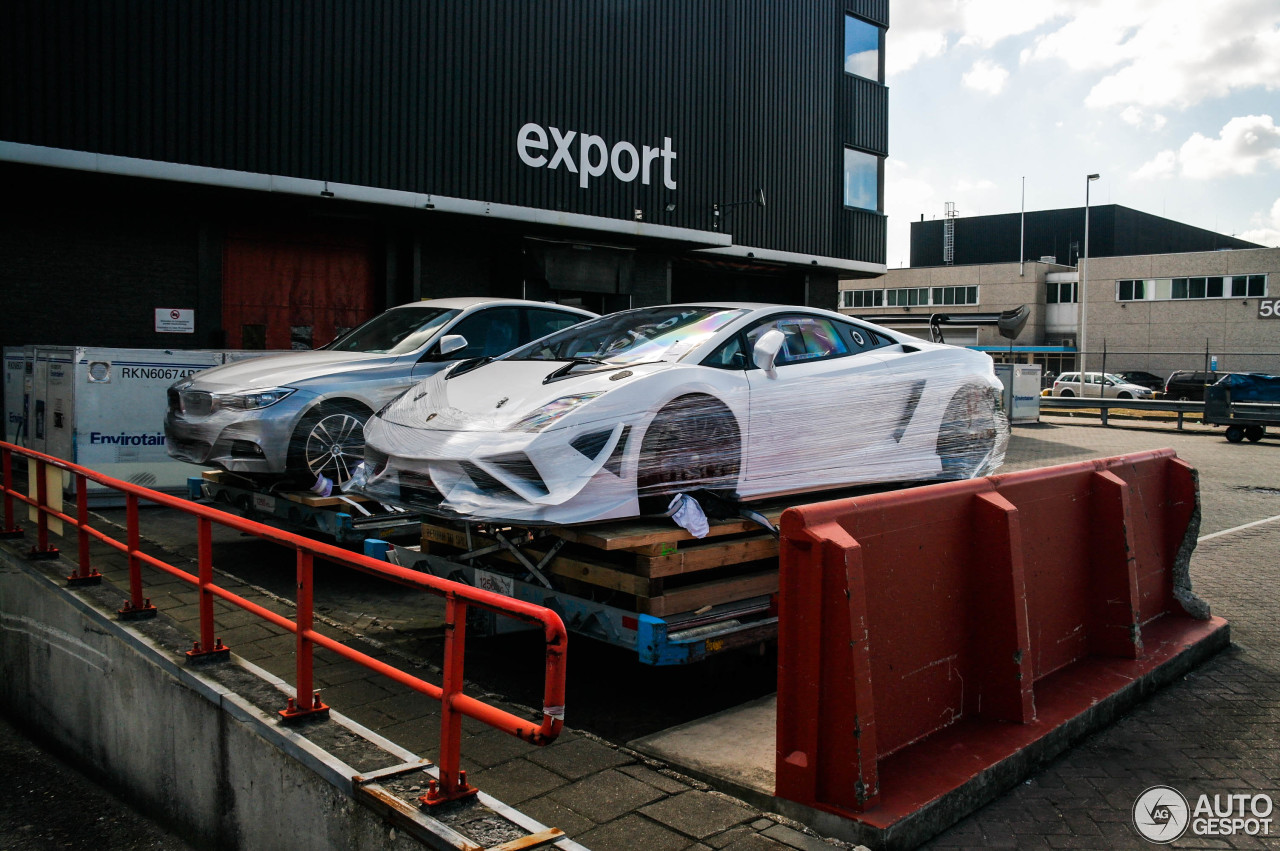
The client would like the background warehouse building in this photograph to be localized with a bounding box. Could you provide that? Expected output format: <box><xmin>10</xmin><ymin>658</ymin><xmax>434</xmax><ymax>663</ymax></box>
<box><xmin>0</xmin><ymin>0</ymin><xmax>889</xmax><ymax>353</ymax></box>
<box><xmin>839</xmin><ymin>206</ymin><xmax>1277</xmax><ymax>380</ymax></box>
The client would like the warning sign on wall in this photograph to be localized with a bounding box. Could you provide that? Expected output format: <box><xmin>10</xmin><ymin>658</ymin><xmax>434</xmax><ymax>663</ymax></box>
<box><xmin>155</xmin><ymin>308</ymin><xmax>195</xmax><ymax>334</ymax></box>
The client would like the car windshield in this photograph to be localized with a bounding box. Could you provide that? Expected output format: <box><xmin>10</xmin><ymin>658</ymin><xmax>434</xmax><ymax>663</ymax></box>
<box><xmin>505</xmin><ymin>306</ymin><xmax>749</xmax><ymax>366</ymax></box>
<box><xmin>325</xmin><ymin>306</ymin><xmax>461</xmax><ymax>355</ymax></box>
<box><xmin>1104</xmin><ymin>373</ymin><xmax>1126</xmax><ymax>384</ymax></box>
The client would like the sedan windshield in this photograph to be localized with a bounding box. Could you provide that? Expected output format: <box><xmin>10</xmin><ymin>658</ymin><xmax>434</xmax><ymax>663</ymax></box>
<box><xmin>506</xmin><ymin>306</ymin><xmax>748</xmax><ymax>365</ymax></box>
<box><xmin>325</xmin><ymin>306</ymin><xmax>460</xmax><ymax>355</ymax></box>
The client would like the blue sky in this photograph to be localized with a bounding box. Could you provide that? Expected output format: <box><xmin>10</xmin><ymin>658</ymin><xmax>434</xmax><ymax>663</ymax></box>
<box><xmin>884</xmin><ymin>0</ymin><xmax>1280</xmax><ymax>267</ymax></box>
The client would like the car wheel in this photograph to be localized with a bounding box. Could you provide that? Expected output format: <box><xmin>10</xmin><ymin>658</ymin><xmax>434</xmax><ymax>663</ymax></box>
<box><xmin>288</xmin><ymin>401</ymin><xmax>371</xmax><ymax>485</ymax></box>
<box><xmin>1059</xmin><ymin>389</ymin><xmax>1074</xmax><ymax>397</ymax></box>
<box><xmin>1225</xmin><ymin>425</ymin><xmax>1245</xmax><ymax>443</ymax></box>
<box><xmin>1117</xmin><ymin>391</ymin><xmax>1133</xmax><ymax>400</ymax></box>
<box><xmin>936</xmin><ymin>384</ymin><xmax>1003</xmax><ymax>479</ymax></box>
<box><xmin>1245</xmin><ymin>426</ymin><xmax>1265</xmax><ymax>443</ymax></box>
<box><xmin>636</xmin><ymin>394</ymin><xmax>740</xmax><ymax>512</ymax></box>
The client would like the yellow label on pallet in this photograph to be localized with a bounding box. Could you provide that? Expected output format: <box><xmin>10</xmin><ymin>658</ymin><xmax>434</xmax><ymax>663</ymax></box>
<box><xmin>27</xmin><ymin>459</ymin><xmax>63</xmax><ymax>537</ymax></box>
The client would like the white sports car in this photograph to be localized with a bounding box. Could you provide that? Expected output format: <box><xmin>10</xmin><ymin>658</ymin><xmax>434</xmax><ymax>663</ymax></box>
<box><xmin>349</xmin><ymin>303</ymin><xmax>1009</xmax><ymax>525</ymax></box>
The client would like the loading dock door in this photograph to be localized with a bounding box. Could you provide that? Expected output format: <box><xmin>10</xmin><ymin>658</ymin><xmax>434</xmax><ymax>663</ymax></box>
<box><xmin>222</xmin><ymin>232</ymin><xmax>376</xmax><ymax>350</ymax></box>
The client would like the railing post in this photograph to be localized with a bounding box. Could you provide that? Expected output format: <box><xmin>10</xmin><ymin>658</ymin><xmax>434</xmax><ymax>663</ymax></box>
<box><xmin>0</xmin><ymin>447</ymin><xmax>23</xmax><ymax>539</ymax></box>
<box><xmin>66</xmin><ymin>474</ymin><xmax>102</xmax><ymax>585</ymax></box>
<box><xmin>27</xmin><ymin>459</ymin><xmax>59</xmax><ymax>559</ymax></box>
<box><xmin>186</xmin><ymin>516</ymin><xmax>228</xmax><ymax>663</ymax></box>
<box><xmin>279</xmin><ymin>549</ymin><xmax>329</xmax><ymax>721</ymax></box>
<box><xmin>117</xmin><ymin>493</ymin><xmax>156</xmax><ymax>619</ymax></box>
<box><xmin>421</xmin><ymin>593</ymin><xmax>478</xmax><ymax>806</ymax></box>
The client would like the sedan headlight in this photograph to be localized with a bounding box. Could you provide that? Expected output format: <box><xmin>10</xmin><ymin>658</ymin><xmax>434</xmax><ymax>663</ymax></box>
<box><xmin>510</xmin><ymin>392</ymin><xmax>604</xmax><ymax>432</ymax></box>
<box><xmin>215</xmin><ymin>387</ymin><xmax>297</xmax><ymax>410</ymax></box>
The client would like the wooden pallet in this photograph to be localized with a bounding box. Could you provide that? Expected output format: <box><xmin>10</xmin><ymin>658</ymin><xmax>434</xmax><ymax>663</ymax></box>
<box><xmin>419</xmin><ymin>514</ymin><xmax>782</xmax><ymax>618</ymax></box>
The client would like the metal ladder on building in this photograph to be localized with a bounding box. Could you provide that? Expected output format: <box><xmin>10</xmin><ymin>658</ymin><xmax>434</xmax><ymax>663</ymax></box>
<box><xmin>943</xmin><ymin>201</ymin><xmax>958</xmax><ymax>265</ymax></box>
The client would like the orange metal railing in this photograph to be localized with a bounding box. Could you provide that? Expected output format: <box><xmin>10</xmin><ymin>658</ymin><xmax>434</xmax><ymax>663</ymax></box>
<box><xmin>0</xmin><ymin>441</ymin><xmax>567</xmax><ymax>805</ymax></box>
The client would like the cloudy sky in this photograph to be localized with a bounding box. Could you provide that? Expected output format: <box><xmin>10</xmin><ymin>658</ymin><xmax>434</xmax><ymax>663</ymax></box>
<box><xmin>884</xmin><ymin>0</ymin><xmax>1280</xmax><ymax>267</ymax></box>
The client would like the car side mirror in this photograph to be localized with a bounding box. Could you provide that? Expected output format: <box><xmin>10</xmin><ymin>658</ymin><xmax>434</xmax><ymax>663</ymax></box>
<box><xmin>752</xmin><ymin>329</ymin><xmax>786</xmax><ymax>378</ymax></box>
<box><xmin>438</xmin><ymin>335</ymin><xmax>468</xmax><ymax>357</ymax></box>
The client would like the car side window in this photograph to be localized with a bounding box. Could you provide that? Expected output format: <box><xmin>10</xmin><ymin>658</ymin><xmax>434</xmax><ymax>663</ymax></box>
<box><xmin>746</xmin><ymin>316</ymin><xmax>851</xmax><ymax>367</ymax></box>
<box><xmin>833</xmin><ymin>319</ymin><xmax>886</xmax><ymax>353</ymax></box>
<box><xmin>439</xmin><ymin>308</ymin><xmax>521</xmax><ymax>360</ymax></box>
<box><xmin>526</xmin><ymin>308</ymin><xmax>584</xmax><ymax>343</ymax></box>
<box><xmin>702</xmin><ymin>334</ymin><xmax>749</xmax><ymax>370</ymax></box>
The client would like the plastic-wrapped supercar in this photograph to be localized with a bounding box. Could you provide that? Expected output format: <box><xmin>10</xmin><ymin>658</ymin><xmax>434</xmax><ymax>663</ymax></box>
<box><xmin>348</xmin><ymin>303</ymin><xmax>1010</xmax><ymax>525</ymax></box>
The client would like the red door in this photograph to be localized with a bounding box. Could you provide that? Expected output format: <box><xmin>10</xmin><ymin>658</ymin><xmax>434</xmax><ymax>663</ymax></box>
<box><xmin>222</xmin><ymin>231</ymin><xmax>377</xmax><ymax>350</ymax></box>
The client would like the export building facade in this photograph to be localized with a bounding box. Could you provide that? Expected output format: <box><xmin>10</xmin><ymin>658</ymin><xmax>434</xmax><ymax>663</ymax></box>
<box><xmin>0</xmin><ymin>1</ymin><xmax>889</xmax><ymax>352</ymax></box>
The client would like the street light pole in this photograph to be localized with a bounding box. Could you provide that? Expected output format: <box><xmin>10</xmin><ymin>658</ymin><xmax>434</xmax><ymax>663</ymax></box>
<box><xmin>1080</xmin><ymin>173</ymin><xmax>1100</xmax><ymax>396</ymax></box>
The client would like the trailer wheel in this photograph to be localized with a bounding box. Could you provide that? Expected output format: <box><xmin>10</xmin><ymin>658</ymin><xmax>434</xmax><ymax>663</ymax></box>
<box><xmin>1225</xmin><ymin>425</ymin><xmax>1245</xmax><ymax>443</ymax></box>
<box><xmin>288</xmin><ymin>401</ymin><xmax>371</xmax><ymax>485</ymax></box>
<box><xmin>1245</xmin><ymin>426</ymin><xmax>1265</xmax><ymax>443</ymax></box>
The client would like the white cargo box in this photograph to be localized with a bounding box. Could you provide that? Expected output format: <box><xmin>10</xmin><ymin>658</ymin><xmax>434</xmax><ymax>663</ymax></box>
<box><xmin>3</xmin><ymin>346</ymin><xmax>34</xmax><ymax>445</ymax></box>
<box><xmin>26</xmin><ymin>347</ymin><xmax>256</xmax><ymax>504</ymax></box>
<box><xmin>994</xmin><ymin>363</ymin><xmax>1042</xmax><ymax>424</ymax></box>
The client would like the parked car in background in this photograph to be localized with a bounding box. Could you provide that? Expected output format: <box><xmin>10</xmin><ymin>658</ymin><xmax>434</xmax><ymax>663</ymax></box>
<box><xmin>350</xmin><ymin>303</ymin><xmax>1010</xmax><ymax>525</ymax></box>
<box><xmin>1114</xmin><ymin>371</ymin><xmax>1165</xmax><ymax>393</ymax></box>
<box><xmin>1164</xmin><ymin>370</ymin><xmax>1217</xmax><ymax>401</ymax></box>
<box><xmin>165</xmin><ymin>298</ymin><xmax>596</xmax><ymax>483</ymax></box>
<box><xmin>1051</xmin><ymin>372</ymin><xmax>1156</xmax><ymax>399</ymax></box>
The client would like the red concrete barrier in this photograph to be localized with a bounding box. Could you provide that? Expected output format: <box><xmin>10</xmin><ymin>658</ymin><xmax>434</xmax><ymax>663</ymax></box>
<box><xmin>775</xmin><ymin>449</ymin><xmax>1228</xmax><ymax>841</ymax></box>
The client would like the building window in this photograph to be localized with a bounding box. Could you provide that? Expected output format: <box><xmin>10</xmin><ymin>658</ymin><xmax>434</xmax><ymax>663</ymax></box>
<box><xmin>885</xmin><ymin>287</ymin><xmax>927</xmax><ymax>307</ymax></box>
<box><xmin>843</xmin><ymin>148</ymin><xmax>880</xmax><ymax>211</ymax></box>
<box><xmin>932</xmin><ymin>286</ymin><xmax>978</xmax><ymax>306</ymax></box>
<box><xmin>844</xmin><ymin>15</ymin><xmax>882</xmax><ymax>82</ymax></box>
<box><xmin>1117</xmin><ymin>275</ymin><xmax>1267</xmax><ymax>301</ymax></box>
<box><xmin>841</xmin><ymin>289</ymin><xmax>884</xmax><ymax>309</ymax></box>
<box><xmin>1047</xmin><ymin>282</ymin><xmax>1078</xmax><ymax>304</ymax></box>
<box><xmin>1232</xmin><ymin>275</ymin><xmax>1267</xmax><ymax>297</ymax></box>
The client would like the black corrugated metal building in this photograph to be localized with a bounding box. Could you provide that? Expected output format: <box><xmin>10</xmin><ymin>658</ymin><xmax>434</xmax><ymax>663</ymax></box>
<box><xmin>911</xmin><ymin>205</ymin><xmax>1261</xmax><ymax>269</ymax></box>
<box><xmin>0</xmin><ymin>0</ymin><xmax>889</xmax><ymax>352</ymax></box>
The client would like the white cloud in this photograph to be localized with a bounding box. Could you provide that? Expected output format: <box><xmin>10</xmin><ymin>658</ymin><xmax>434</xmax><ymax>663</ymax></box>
<box><xmin>887</xmin><ymin>0</ymin><xmax>1069</xmax><ymax>75</ymax></box>
<box><xmin>1132</xmin><ymin>150</ymin><xmax>1177</xmax><ymax>181</ymax></box>
<box><xmin>1024</xmin><ymin>1</ymin><xmax>1280</xmax><ymax>111</ymax></box>
<box><xmin>1180</xmin><ymin>115</ymin><xmax>1280</xmax><ymax>179</ymax></box>
<box><xmin>890</xmin><ymin>0</ymin><xmax>1280</xmax><ymax>114</ymax></box>
<box><xmin>962</xmin><ymin>59</ymin><xmax>1009</xmax><ymax>95</ymax></box>
<box><xmin>1136</xmin><ymin>115</ymin><xmax>1280</xmax><ymax>180</ymax></box>
<box><xmin>845</xmin><ymin>49</ymin><xmax>879</xmax><ymax>79</ymax></box>
<box><xmin>954</xmin><ymin>178</ymin><xmax>998</xmax><ymax>194</ymax></box>
<box><xmin>1120</xmin><ymin>106</ymin><xmax>1167</xmax><ymax>131</ymax></box>
<box><xmin>1239</xmin><ymin>198</ymin><xmax>1280</xmax><ymax>247</ymax></box>
<box><xmin>885</xmin><ymin>159</ymin><xmax>940</xmax><ymax>266</ymax></box>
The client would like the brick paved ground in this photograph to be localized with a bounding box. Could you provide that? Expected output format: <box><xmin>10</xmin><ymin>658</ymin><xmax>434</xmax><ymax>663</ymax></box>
<box><xmin>8</xmin><ymin>413</ymin><xmax>1279</xmax><ymax>850</ymax></box>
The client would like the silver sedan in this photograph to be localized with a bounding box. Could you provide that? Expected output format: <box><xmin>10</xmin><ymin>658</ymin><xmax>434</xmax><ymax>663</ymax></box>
<box><xmin>164</xmin><ymin>297</ymin><xmax>595</xmax><ymax>483</ymax></box>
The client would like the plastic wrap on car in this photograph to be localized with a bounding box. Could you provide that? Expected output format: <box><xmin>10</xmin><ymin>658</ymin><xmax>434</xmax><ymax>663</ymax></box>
<box><xmin>348</xmin><ymin>352</ymin><xmax>1010</xmax><ymax>527</ymax></box>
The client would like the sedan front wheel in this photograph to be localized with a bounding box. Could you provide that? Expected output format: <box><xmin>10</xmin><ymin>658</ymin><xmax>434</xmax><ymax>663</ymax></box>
<box><xmin>289</xmin><ymin>402</ymin><xmax>371</xmax><ymax>485</ymax></box>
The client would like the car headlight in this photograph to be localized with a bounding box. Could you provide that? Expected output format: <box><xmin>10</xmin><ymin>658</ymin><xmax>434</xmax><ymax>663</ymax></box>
<box><xmin>214</xmin><ymin>387</ymin><xmax>297</xmax><ymax>410</ymax></box>
<box><xmin>510</xmin><ymin>392</ymin><xmax>604</xmax><ymax>432</ymax></box>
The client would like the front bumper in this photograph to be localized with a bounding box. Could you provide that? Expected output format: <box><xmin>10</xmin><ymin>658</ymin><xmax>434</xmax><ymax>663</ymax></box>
<box><xmin>163</xmin><ymin>394</ymin><xmax>311</xmax><ymax>475</ymax></box>
<box><xmin>352</xmin><ymin>416</ymin><xmax>642</xmax><ymax>525</ymax></box>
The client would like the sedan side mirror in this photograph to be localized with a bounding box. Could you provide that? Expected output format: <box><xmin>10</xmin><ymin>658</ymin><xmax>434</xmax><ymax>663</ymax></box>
<box><xmin>752</xmin><ymin>329</ymin><xmax>786</xmax><ymax>378</ymax></box>
<box><xmin>438</xmin><ymin>335</ymin><xmax>468</xmax><ymax>357</ymax></box>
